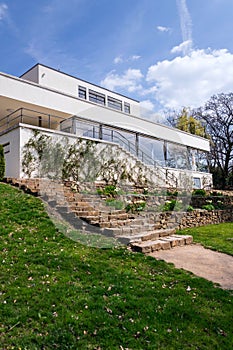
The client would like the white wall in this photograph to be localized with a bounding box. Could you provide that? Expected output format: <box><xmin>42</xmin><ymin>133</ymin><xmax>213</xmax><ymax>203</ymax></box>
<box><xmin>0</xmin><ymin>128</ymin><xmax>20</xmax><ymax>178</ymax></box>
<box><xmin>166</xmin><ymin>168</ymin><xmax>213</xmax><ymax>189</ymax></box>
<box><xmin>20</xmin><ymin>65</ymin><xmax>39</xmax><ymax>84</ymax></box>
<box><xmin>0</xmin><ymin>124</ymin><xmax>212</xmax><ymax>189</ymax></box>
<box><xmin>0</xmin><ymin>72</ymin><xmax>210</xmax><ymax>152</ymax></box>
<box><xmin>30</xmin><ymin>65</ymin><xmax>140</xmax><ymax>117</ymax></box>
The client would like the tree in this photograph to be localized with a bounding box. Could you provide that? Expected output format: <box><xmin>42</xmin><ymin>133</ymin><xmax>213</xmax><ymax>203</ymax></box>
<box><xmin>0</xmin><ymin>144</ymin><xmax>5</xmax><ymax>180</ymax></box>
<box><xmin>194</xmin><ymin>93</ymin><xmax>233</xmax><ymax>189</ymax></box>
<box><xmin>167</xmin><ymin>108</ymin><xmax>207</xmax><ymax>137</ymax></box>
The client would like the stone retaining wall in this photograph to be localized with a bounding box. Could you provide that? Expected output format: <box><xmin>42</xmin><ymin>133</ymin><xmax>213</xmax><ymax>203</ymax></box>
<box><xmin>151</xmin><ymin>209</ymin><xmax>233</xmax><ymax>231</ymax></box>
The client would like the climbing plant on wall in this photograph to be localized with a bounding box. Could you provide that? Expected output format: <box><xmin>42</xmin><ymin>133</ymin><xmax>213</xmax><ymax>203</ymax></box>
<box><xmin>62</xmin><ymin>139</ymin><xmax>99</xmax><ymax>182</ymax></box>
<box><xmin>21</xmin><ymin>130</ymin><xmax>154</xmax><ymax>189</ymax></box>
<box><xmin>0</xmin><ymin>144</ymin><xmax>5</xmax><ymax>180</ymax></box>
<box><xmin>22</xmin><ymin>130</ymin><xmax>67</xmax><ymax>179</ymax></box>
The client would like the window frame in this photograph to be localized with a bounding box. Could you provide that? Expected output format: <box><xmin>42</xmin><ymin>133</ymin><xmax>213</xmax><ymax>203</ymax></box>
<box><xmin>89</xmin><ymin>89</ymin><xmax>106</xmax><ymax>105</ymax></box>
<box><xmin>124</xmin><ymin>102</ymin><xmax>130</xmax><ymax>114</ymax></box>
<box><xmin>78</xmin><ymin>86</ymin><xmax>87</xmax><ymax>100</ymax></box>
<box><xmin>107</xmin><ymin>96</ymin><xmax>122</xmax><ymax>111</ymax></box>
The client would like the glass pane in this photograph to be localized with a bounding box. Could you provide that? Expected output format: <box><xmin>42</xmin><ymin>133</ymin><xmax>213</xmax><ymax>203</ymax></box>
<box><xmin>139</xmin><ymin>137</ymin><xmax>165</xmax><ymax>166</ymax></box>
<box><xmin>166</xmin><ymin>143</ymin><xmax>190</xmax><ymax>169</ymax></box>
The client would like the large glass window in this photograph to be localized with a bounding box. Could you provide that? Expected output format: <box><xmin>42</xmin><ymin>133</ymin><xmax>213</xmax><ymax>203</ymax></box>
<box><xmin>107</xmin><ymin>97</ymin><xmax>122</xmax><ymax>111</ymax></box>
<box><xmin>188</xmin><ymin>149</ymin><xmax>209</xmax><ymax>172</ymax></box>
<box><xmin>89</xmin><ymin>90</ymin><xmax>105</xmax><ymax>105</ymax></box>
<box><xmin>74</xmin><ymin>120</ymin><xmax>99</xmax><ymax>138</ymax></box>
<box><xmin>102</xmin><ymin>127</ymin><xmax>114</xmax><ymax>142</ymax></box>
<box><xmin>196</xmin><ymin>150</ymin><xmax>209</xmax><ymax>172</ymax></box>
<box><xmin>139</xmin><ymin>137</ymin><xmax>166</xmax><ymax>166</ymax></box>
<box><xmin>166</xmin><ymin>143</ymin><xmax>190</xmax><ymax>169</ymax></box>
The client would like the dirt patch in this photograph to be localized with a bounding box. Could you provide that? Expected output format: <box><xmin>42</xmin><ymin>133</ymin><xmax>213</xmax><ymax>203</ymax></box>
<box><xmin>149</xmin><ymin>244</ymin><xmax>233</xmax><ymax>290</ymax></box>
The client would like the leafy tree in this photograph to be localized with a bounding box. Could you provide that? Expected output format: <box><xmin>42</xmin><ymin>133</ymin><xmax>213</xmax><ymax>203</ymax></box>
<box><xmin>194</xmin><ymin>93</ymin><xmax>233</xmax><ymax>189</ymax></box>
<box><xmin>168</xmin><ymin>108</ymin><xmax>207</xmax><ymax>137</ymax></box>
<box><xmin>0</xmin><ymin>144</ymin><xmax>5</xmax><ymax>180</ymax></box>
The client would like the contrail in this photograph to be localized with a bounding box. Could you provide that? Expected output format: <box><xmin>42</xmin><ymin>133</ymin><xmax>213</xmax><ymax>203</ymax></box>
<box><xmin>176</xmin><ymin>0</ymin><xmax>193</xmax><ymax>54</ymax></box>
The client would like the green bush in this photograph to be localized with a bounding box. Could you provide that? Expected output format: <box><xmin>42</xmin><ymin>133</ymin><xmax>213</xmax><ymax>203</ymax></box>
<box><xmin>214</xmin><ymin>200</ymin><xmax>225</xmax><ymax>209</ymax></box>
<box><xmin>202</xmin><ymin>204</ymin><xmax>215</xmax><ymax>211</ymax></box>
<box><xmin>0</xmin><ymin>145</ymin><xmax>5</xmax><ymax>180</ymax></box>
<box><xmin>209</xmin><ymin>191</ymin><xmax>223</xmax><ymax>197</ymax></box>
<box><xmin>105</xmin><ymin>198</ymin><xmax>124</xmax><ymax>210</ymax></box>
<box><xmin>157</xmin><ymin>199</ymin><xmax>183</xmax><ymax>212</ymax></box>
<box><xmin>97</xmin><ymin>185</ymin><xmax>119</xmax><ymax>198</ymax></box>
<box><xmin>125</xmin><ymin>200</ymin><xmax>146</xmax><ymax>213</ymax></box>
<box><xmin>192</xmin><ymin>189</ymin><xmax>206</xmax><ymax>196</ymax></box>
<box><xmin>186</xmin><ymin>205</ymin><xmax>194</xmax><ymax>212</ymax></box>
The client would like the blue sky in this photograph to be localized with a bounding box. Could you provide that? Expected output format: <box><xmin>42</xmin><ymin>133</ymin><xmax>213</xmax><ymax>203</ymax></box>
<box><xmin>1</xmin><ymin>0</ymin><xmax>233</xmax><ymax>116</ymax></box>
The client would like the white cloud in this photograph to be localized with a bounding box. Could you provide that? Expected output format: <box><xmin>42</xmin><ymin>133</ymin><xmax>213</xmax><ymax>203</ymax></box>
<box><xmin>101</xmin><ymin>68</ymin><xmax>143</xmax><ymax>92</ymax></box>
<box><xmin>157</xmin><ymin>26</ymin><xmax>170</xmax><ymax>33</ymax></box>
<box><xmin>139</xmin><ymin>100</ymin><xmax>165</xmax><ymax>123</ymax></box>
<box><xmin>0</xmin><ymin>3</ymin><xmax>8</xmax><ymax>20</ymax></box>
<box><xmin>146</xmin><ymin>48</ymin><xmax>233</xmax><ymax>109</ymax></box>
<box><xmin>140</xmin><ymin>99</ymin><xmax>155</xmax><ymax>111</ymax></box>
<box><xmin>113</xmin><ymin>55</ymin><xmax>141</xmax><ymax>64</ymax></box>
<box><xmin>114</xmin><ymin>56</ymin><xmax>123</xmax><ymax>64</ymax></box>
<box><xmin>176</xmin><ymin>0</ymin><xmax>192</xmax><ymax>54</ymax></box>
<box><xmin>131</xmin><ymin>55</ymin><xmax>141</xmax><ymax>61</ymax></box>
<box><xmin>171</xmin><ymin>40</ymin><xmax>192</xmax><ymax>54</ymax></box>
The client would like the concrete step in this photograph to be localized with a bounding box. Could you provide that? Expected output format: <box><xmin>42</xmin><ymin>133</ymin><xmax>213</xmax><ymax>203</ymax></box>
<box><xmin>130</xmin><ymin>234</ymin><xmax>193</xmax><ymax>253</ymax></box>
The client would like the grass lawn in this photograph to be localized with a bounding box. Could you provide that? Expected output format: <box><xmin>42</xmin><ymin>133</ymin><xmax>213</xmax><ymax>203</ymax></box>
<box><xmin>0</xmin><ymin>183</ymin><xmax>232</xmax><ymax>349</ymax></box>
<box><xmin>177</xmin><ymin>223</ymin><xmax>233</xmax><ymax>256</ymax></box>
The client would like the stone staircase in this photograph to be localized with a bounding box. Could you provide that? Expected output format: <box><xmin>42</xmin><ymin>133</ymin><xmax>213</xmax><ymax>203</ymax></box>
<box><xmin>5</xmin><ymin>178</ymin><xmax>193</xmax><ymax>252</ymax></box>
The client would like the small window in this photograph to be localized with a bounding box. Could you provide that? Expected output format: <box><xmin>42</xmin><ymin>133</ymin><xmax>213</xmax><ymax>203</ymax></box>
<box><xmin>107</xmin><ymin>97</ymin><xmax>122</xmax><ymax>111</ymax></box>
<box><xmin>89</xmin><ymin>89</ymin><xmax>105</xmax><ymax>105</ymax></box>
<box><xmin>3</xmin><ymin>142</ymin><xmax>10</xmax><ymax>154</ymax></box>
<box><xmin>78</xmin><ymin>86</ymin><xmax>87</xmax><ymax>99</ymax></box>
<box><xmin>124</xmin><ymin>102</ymin><xmax>130</xmax><ymax>114</ymax></box>
<box><xmin>193</xmin><ymin>177</ymin><xmax>201</xmax><ymax>189</ymax></box>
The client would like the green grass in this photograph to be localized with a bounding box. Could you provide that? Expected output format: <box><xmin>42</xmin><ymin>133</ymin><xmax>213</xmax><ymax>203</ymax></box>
<box><xmin>0</xmin><ymin>183</ymin><xmax>233</xmax><ymax>350</ymax></box>
<box><xmin>177</xmin><ymin>223</ymin><xmax>233</xmax><ymax>256</ymax></box>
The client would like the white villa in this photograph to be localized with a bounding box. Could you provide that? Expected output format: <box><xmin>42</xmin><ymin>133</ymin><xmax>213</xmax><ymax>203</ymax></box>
<box><xmin>0</xmin><ymin>63</ymin><xmax>212</xmax><ymax>189</ymax></box>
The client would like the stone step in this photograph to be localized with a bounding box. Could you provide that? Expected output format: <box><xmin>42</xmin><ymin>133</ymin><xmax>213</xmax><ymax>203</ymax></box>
<box><xmin>99</xmin><ymin>219</ymin><xmax>133</xmax><ymax>229</ymax></box>
<box><xmin>74</xmin><ymin>210</ymin><xmax>100</xmax><ymax>217</ymax></box>
<box><xmin>130</xmin><ymin>234</ymin><xmax>193</xmax><ymax>253</ymax></box>
<box><xmin>117</xmin><ymin>228</ymin><xmax>176</xmax><ymax>244</ymax></box>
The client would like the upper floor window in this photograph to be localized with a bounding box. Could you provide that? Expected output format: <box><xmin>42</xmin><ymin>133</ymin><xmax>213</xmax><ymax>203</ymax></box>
<box><xmin>89</xmin><ymin>89</ymin><xmax>105</xmax><ymax>105</ymax></box>
<box><xmin>124</xmin><ymin>102</ymin><xmax>130</xmax><ymax>114</ymax></box>
<box><xmin>78</xmin><ymin>86</ymin><xmax>87</xmax><ymax>99</ymax></box>
<box><xmin>107</xmin><ymin>97</ymin><xmax>122</xmax><ymax>111</ymax></box>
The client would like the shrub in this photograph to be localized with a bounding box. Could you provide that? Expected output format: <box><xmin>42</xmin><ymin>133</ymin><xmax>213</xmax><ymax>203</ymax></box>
<box><xmin>202</xmin><ymin>204</ymin><xmax>215</xmax><ymax>211</ymax></box>
<box><xmin>0</xmin><ymin>145</ymin><xmax>5</xmax><ymax>180</ymax></box>
<box><xmin>209</xmin><ymin>191</ymin><xmax>223</xmax><ymax>197</ymax></box>
<box><xmin>125</xmin><ymin>200</ymin><xmax>146</xmax><ymax>213</ymax></box>
<box><xmin>157</xmin><ymin>199</ymin><xmax>183</xmax><ymax>212</ymax></box>
<box><xmin>214</xmin><ymin>200</ymin><xmax>225</xmax><ymax>210</ymax></box>
<box><xmin>186</xmin><ymin>205</ymin><xmax>194</xmax><ymax>212</ymax></box>
<box><xmin>192</xmin><ymin>189</ymin><xmax>206</xmax><ymax>196</ymax></box>
<box><xmin>105</xmin><ymin>198</ymin><xmax>124</xmax><ymax>210</ymax></box>
<box><xmin>97</xmin><ymin>185</ymin><xmax>119</xmax><ymax>198</ymax></box>
<box><xmin>167</xmin><ymin>190</ymin><xmax>178</xmax><ymax>197</ymax></box>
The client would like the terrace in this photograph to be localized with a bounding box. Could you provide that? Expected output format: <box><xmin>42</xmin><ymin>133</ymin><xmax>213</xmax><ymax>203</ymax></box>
<box><xmin>0</xmin><ymin>107</ymin><xmax>209</xmax><ymax>178</ymax></box>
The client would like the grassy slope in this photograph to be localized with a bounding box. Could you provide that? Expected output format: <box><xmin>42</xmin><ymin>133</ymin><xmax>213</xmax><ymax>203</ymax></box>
<box><xmin>0</xmin><ymin>183</ymin><xmax>232</xmax><ymax>350</ymax></box>
<box><xmin>177</xmin><ymin>223</ymin><xmax>233</xmax><ymax>256</ymax></box>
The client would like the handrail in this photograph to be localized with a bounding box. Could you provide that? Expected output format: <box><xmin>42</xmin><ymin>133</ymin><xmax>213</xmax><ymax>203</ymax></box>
<box><xmin>0</xmin><ymin>108</ymin><xmax>179</xmax><ymax>186</ymax></box>
<box><xmin>0</xmin><ymin>107</ymin><xmax>66</xmax><ymax>133</ymax></box>
<box><xmin>81</xmin><ymin>126</ymin><xmax>178</xmax><ymax>186</ymax></box>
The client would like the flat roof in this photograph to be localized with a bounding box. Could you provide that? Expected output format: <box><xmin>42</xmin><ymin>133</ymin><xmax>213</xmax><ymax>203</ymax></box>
<box><xmin>20</xmin><ymin>63</ymin><xmax>140</xmax><ymax>103</ymax></box>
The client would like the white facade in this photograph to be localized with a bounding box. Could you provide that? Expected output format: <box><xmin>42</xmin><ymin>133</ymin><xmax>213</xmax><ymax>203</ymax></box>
<box><xmin>0</xmin><ymin>63</ymin><xmax>212</xmax><ymax>188</ymax></box>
